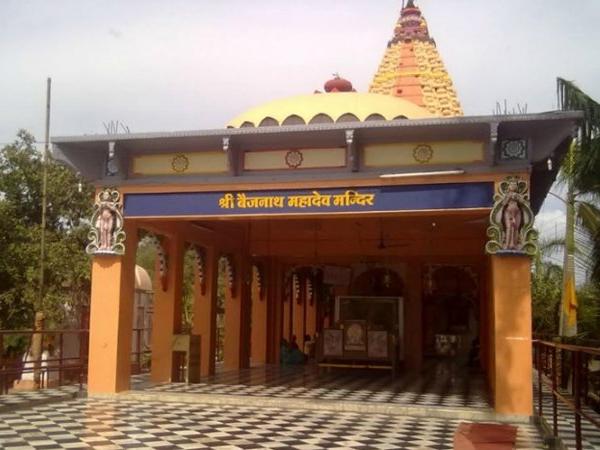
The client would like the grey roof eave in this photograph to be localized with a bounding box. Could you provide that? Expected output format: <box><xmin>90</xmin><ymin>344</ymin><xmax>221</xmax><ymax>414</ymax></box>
<box><xmin>51</xmin><ymin>110</ymin><xmax>583</xmax><ymax>145</ymax></box>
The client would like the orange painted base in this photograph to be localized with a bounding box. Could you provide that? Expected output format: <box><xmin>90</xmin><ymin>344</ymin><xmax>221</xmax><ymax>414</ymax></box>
<box><xmin>87</xmin><ymin>248</ymin><xmax>136</xmax><ymax>394</ymax></box>
<box><xmin>491</xmin><ymin>255</ymin><xmax>533</xmax><ymax>416</ymax></box>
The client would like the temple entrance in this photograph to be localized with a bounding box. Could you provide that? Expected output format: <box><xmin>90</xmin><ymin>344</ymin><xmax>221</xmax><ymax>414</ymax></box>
<box><xmin>128</xmin><ymin>211</ymin><xmax>489</xmax><ymax>387</ymax></box>
<box><xmin>422</xmin><ymin>265</ymin><xmax>480</xmax><ymax>365</ymax></box>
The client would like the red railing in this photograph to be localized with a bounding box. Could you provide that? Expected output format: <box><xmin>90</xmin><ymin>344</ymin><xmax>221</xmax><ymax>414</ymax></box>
<box><xmin>131</xmin><ymin>327</ymin><xmax>152</xmax><ymax>374</ymax></box>
<box><xmin>533</xmin><ymin>339</ymin><xmax>600</xmax><ymax>450</ymax></box>
<box><xmin>0</xmin><ymin>328</ymin><xmax>151</xmax><ymax>394</ymax></box>
<box><xmin>0</xmin><ymin>329</ymin><xmax>89</xmax><ymax>394</ymax></box>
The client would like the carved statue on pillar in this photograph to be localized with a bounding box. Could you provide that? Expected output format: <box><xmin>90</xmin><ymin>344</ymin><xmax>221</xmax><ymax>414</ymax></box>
<box><xmin>86</xmin><ymin>188</ymin><xmax>126</xmax><ymax>255</ymax></box>
<box><xmin>502</xmin><ymin>181</ymin><xmax>523</xmax><ymax>250</ymax></box>
<box><xmin>486</xmin><ymin>176</ymin><xmax>538</xmax><ymax>256</ymax></box>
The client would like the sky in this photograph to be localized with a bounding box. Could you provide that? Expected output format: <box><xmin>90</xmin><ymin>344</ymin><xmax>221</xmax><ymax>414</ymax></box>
<box><xmin>1</xmin><ymin>0</ymin><xmax>599</xmax><ymax>240</ymax></box>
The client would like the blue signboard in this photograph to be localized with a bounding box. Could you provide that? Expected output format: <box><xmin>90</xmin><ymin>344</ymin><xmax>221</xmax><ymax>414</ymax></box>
<box><xmin>123</xmin><ymin>182</ymin><xmax>493</xmax><ymax>218</ymax></box>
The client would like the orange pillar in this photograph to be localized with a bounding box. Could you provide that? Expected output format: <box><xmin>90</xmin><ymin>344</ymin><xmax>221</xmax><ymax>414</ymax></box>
<box><xmin>491</xmin><ymin>254</ymin><xmax>533</xmax><ymax>416</ymax></box>
<box><xmin>87</xmin><ymin>221</ymin><xmax>137</xmax><ymax>394</ymax></box>
<box><xmin>192</xmin><ymin>246</ymin><xmax>218</xmax><ymax>376</ymax></box>
<box><xmin>292</xmin><ymin>275</ymin><xmax>305</xmax><ymax>347</ymax></box>
<box><xmin>404</xmin><ymin>261</ymin><xmax>423</xmax><ymax>370</ymax></box>
<box><xmin>282</xmin><ymin>272</ymin><xmax>291</xmax><ymax>342</ymax></box>
<box><xmin>267</xmin><ymin>259</ymin><xmax>283</xmax><ymax>364</ymax></box>
<box><xmin>150</xmin><ymin>234</ymin><xmax>184</xmax><ymax>383</ymax></box>
<box><xmin>306</xmin><ymin>277</ymin><xmax>317</xmax><ymax>340</ymax></box>
<box><xmin>251</xmin><ymin>264</ymin><xmax>268</xmax><ymax>365</ymax></box>
<box><xmin>224</xmin><ymin>251</ymin><xmax>251</xmax><ymax>370</ymax></box>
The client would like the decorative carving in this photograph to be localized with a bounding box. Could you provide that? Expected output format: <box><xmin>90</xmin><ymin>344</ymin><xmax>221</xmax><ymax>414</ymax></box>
<box><xmin>292</xmin><ymin>272</ymin><xmax>301</xmax><ymax>303</ymax></box>
<box><xmin>500</xmin><ymin>139</ymin><xmax>528</xmax><ymax>161</ymax></box>
<box><xmin>285</xmin><ymin>150</ymin><xmax>304</xmax><ymax>169</ymax></box>
<box><xmin>192</xmin><ymin>246</ymin><xmax>206</xmax><ymax>295</ymax></box>
<box><xmin>252</xmin><ymin>264</ymin><xmax>264</xmax><ymax>300</ymax></box>
<box><xmin>223</xmin><ymin>255</ymin><xmax>235</xmax><ymax>297</ymax></box>
<box><xmin>147</xmin><ymin>234</ymin><xmax>168</xmax><ymax>291</ymax></box>
<box><xmin>486</xmin><ymin>176</ymin><xmax>538</xmax><ymax>255</ymax></box>
<box><xmin>413</xmin><ymin>144</ymin><xmax>434</xmax><ymax>163</ymax></box>
<box><xmin>171</xmin><ymin>154</ymin><xmax>189</xmax><ymax>173</ymax></box>
<box><xmin>306</xmin><ymin>276</ymin><xmax>314</xmax><ymax>305</ymax></box>
<box><xmin>86</xmin><ymin>188</ymin><xmax>126</xmax><ymax>255</ymax></box>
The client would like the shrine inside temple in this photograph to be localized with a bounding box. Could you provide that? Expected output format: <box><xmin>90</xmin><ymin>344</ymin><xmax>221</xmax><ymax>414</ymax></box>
<box><xmin>53</xmin><ymin>1</ymin><xmax>582</xmax><ymax>418</ymax></box>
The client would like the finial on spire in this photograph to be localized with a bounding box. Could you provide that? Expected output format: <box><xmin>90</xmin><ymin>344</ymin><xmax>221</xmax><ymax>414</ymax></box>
<box><xmin>324</xmin><ymin>75</ymin><xmax>354</xmax><ymax>93</ymax></box>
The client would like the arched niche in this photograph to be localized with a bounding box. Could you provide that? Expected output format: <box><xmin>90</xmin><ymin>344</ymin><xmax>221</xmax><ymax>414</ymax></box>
<box><xmin>308</xmin><ymin>113</ymin><xmax>334</xmax><ymax>124</ymax></box>
<box><xmin>336</xmin><ymin>113</ymin><xmax>360</xmax><ymax>123</ymax></box>
<box><xmin>350</xmin><ymin>267</ymin><xmax>404</xmax><ymax>297</ymax></box>
<box><xmin>365</xmin><ymin>113</ymin><xmax>386</xmax><ymax>122</ymax></box>
<box><xmin>258</xmin><ymin>117</ymin><xmax>279</xmax><ymax>127</ymax></box>
<box><xmin>281</xmin><ymin>115</ymin><xmax>306</xmax><ymax>126</ymax></box>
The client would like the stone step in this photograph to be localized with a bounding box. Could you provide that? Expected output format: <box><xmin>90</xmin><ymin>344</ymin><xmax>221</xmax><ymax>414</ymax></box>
<box><xmin>90</xmin><ymin>390</ymin><xmax>530</xmax><ymax>424</ymax></box>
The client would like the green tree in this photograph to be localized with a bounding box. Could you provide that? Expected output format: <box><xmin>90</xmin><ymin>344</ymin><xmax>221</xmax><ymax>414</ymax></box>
<box><xmin>0</xmin><ymin>130</ymin><xmax>93</xmax><ymax>329</ymax></box>
<box><xmin>557</xmin><ymin>78</ymin><xmax>600</xmax><ymax>282</ymax></box>
<box><xmin>532</xmin><ymin>241</ymin><xmax>563</xmax><ymax>336</ymax></box>
<box><xmin>554</xmin><ymin>79</ymin><xmax>600</xmax><ymax>336</ymax></box>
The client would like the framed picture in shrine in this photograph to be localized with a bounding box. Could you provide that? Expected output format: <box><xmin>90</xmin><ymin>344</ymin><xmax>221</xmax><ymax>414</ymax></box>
<box><xmin>323</xmin><ymin>329</ymin><xmax>343</xmax><ymax>357</ymax></box>
<box><xmin>368</xmin><ymin>330</ymin><xmax>389</xmax><ymax>358</ymax></box>
<box><xmin>343</xmin><ymin>320</ymin><xmax>367</xmax><ymax>352</ymax></box>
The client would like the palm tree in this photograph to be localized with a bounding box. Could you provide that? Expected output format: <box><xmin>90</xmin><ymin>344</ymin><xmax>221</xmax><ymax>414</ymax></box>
<box><xmin>555</xmin><ymin>78</ymin><xmax>600</xmax><ymax>336</ymax></box>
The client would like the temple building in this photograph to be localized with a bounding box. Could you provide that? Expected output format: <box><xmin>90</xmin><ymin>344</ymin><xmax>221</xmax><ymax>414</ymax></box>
<box><xmin>53</xmin><ymin>1</ymin><xmax>581</xmax><ymax>418</ymax></box>
<box><xmin>369</xmin><ymin>0</ymin><xmax>462</xmax><ymax>117</ymax></box>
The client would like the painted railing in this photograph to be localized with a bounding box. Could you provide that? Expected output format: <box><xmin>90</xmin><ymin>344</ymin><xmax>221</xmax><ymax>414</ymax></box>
<box><xmin>0</xmin><ymin>328</ymin><xmax>151</xmax><ymax>394</ymax></box>
<box><xmin>533</xmin><ymin>339</ymin><xmax>600</xmax><ymax>450</ymax></box>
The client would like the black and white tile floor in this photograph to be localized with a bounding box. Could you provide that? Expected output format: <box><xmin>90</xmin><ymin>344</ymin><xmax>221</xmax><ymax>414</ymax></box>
<box><xmin>534</xmin><ymin>377</ymin><xmax>600</xmax><ymax>450</ymax></box>
<box><xmin>0</xmin><ymin>397</ymin><xmax>544</xmax><ymax>450</ymax></box>
<box><xmin>0</xmin><ymin>384</ymin><xmax>80</xmax><ymax>411</ymax></box>
<box><xmin>141</xmin><ymin>363</ymin><xmax>491</xmax><ymax>410</ymax></box>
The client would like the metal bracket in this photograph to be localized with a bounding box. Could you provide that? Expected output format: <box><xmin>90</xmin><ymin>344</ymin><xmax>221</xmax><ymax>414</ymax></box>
<box><xmin>346</xmin><ymin>130</ymin><xmax>359</xmax><ymax>172</ymax></box>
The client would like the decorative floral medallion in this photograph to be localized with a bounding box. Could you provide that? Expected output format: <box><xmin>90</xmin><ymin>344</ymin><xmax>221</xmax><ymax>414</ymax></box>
<box><xmin>171</xmin><ymin>154</ymin><xmax>189</xmax><ymax>173</ymax></box>
<box><xmin>413</xmin><ymin>144</ymin><xmax>434</xmax><ymax>164</ymax></box>
<box><xmin>86</xmin><ymin>188</ymin><xmax>126</xmax><ymax>255</ymax></box>
<box><xmin>285</xmin><ymin>150</ymin><xmax>304</xmax><ymax>169</ymax></box>
<box><xmin>500</xmin><ymin>139</ymin><xmax>528</xmax><ymax>161</ymax></box>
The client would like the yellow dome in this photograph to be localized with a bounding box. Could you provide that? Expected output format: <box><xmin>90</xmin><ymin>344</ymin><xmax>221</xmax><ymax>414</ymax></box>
<box><xmin>227</xmin><ymin>92</ymin><xmax>434</xmax><ymax>128</ymax></box>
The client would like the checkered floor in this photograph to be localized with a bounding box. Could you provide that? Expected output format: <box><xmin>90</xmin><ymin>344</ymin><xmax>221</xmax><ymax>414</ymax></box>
<box><xmin>141</xmin><ymin>361</ymin><xmax>491</xmax><ymax>409</ymax></box>
<box><xmin>534</xmin><ymin>375</ymin><xmax>600</xmax><ymax>450</ymax></box>
<box><xmin>0</xmin><ymin>397</ymin><xmax>544</xmax><ymax>450</ymax></box>
<box><xmin>0</xmin><ymin>384</ymin><xmax>80</xmax><ymax>411</ymax></box>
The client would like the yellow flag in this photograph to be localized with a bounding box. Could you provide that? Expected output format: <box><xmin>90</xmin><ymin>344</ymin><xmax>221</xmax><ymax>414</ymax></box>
<box><xmin>564</xmin><ymin>273</ymin><xmax>577</xmax><ymax>328</ymax></box>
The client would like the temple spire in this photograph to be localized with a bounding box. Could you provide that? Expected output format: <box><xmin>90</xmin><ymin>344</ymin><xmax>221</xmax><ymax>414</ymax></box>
<box><xmin>369</xmin><ymin>1</ymin><xmax>463</xmax><ymax>117</ymax></box>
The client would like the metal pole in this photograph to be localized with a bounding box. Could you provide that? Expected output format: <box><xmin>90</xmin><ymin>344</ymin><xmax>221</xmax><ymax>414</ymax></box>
<box><xmin>39</xmin><ymin>77</ymin><xmax>51</xmax><ymax>311</ymax></box>
<box><xmin>33</xmin><ymin>78</ymin><xmax>51</xmax><ymax>390</ymax></box>
<box><xmin>537</xmin><ymin>344</ymin><xmax>542</xmax><ymax>417</ymax></box>
<box><xmin>58</xmin><ymin>332</ymin><xmax>64</xmax><ymax>386</ymax></box>
<box><xmin>574</xmin><ymin>351</ymin><xmax>582</xmax><ymax>450</ymax></box>
<box><xmin>552</xmin><ymin>347</ymin><xmax>558</xmax><ymax>436</ymax></box>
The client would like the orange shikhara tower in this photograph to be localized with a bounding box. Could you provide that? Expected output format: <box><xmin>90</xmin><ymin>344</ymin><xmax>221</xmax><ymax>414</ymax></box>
<box><xmin>369</xmin><ymin>0</ymin><xmax>463</xmax><ymax>117</ymax></box>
